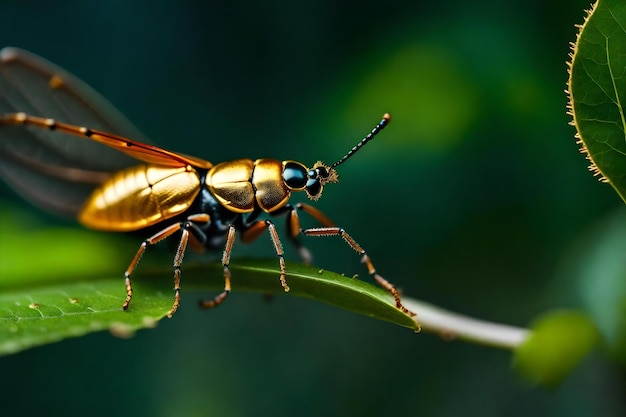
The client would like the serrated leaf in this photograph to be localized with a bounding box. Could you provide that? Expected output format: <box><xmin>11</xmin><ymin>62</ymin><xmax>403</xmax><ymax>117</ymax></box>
<box><xmin>513</xmin><ymin>310</ymin><xmax>602</xmax><ymax>387</ymax></box>
<box><xmin>569</xmin><ymin>0</ymin><xmax>626</xmax><ymax>201</ymax></box>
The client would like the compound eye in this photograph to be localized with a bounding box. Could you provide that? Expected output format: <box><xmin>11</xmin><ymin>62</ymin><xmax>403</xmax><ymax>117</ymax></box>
<box><xmin>283</xmin><ymin>162</ymin><xmax>308</xmax><ymax>190</ymax></box>
<box><xmin>316</xmin><ymin>166</ymin><xmax>329</xmax><ymax>178</ymax></box>
<box><xmin>305</xmin><ymin>178</ymin><xmax>322</xmax><ymax>198</ymax></box>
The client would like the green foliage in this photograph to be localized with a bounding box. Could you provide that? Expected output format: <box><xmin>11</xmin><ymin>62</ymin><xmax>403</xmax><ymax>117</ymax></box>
<box><xmin>568</xmin><ymin>209</ymin><xmax>626</xmax><ymax>365</ymax></box>
<box><xmin>0</xmin><ymin>279</ymin><xmax>165</xmax><ymax>355</ymax></box>
<box><xmin>513</xmin><ymin>310</ymin><xmax>602</xmax><ymax>387</ymax></box>
<box><xmin>0</xmin><ymin>261</ymin><xmax>418</xmax><ymax>356</ymax></box>
<box><xmin>343</xmin><ymin>42</ymin><xmax>480</xmax><ymax>151</ymax></box>
<box><xmin>0</xmin><ymin>0</ymin><xmax>624</xmax><ymax>415</ymax></box>
<box><xmin>568</xmin><ymin>0</ymin><xmax>626</xmax><ymax>368</ymax></box>
<box><xmin>569</xmin><ymin>0</ymin><xmax>626</xmax><ymax>201</ymax></box>
<box><xmin>0</xmin><ymin>212</ymin><xmax>418</xmax><ymax>355</ymax></box>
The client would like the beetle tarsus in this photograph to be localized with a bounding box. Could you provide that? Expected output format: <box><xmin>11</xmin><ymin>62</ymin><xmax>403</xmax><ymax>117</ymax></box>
<box><xmin>199</xmin><ymin>290</ymin><xmax>230</xmax><ymax>309</ymax></box>
<box><xmin>122</xmin><ymin>275</ymin><xmax>133</xmax><ymax>311</ymax></box>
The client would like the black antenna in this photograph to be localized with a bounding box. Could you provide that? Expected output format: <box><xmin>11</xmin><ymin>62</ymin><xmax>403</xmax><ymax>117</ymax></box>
<box><xmin>330</xmin><ymin>113</ymin><xmax>390</xmax><ymax>169</ymax></box>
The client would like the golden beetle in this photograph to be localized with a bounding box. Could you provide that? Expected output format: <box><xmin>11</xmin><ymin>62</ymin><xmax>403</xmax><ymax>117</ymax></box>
<box><xmin>0</xmin><ymin>47</ymin><xmax>413</xmax><ymax>318</ymax></box>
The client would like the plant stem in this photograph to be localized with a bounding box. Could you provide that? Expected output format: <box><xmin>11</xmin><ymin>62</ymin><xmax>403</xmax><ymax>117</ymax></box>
<box><xmin>403</xmin><ymin>297</ymin><xmax>530</xmax><ymax>350</ymax></box>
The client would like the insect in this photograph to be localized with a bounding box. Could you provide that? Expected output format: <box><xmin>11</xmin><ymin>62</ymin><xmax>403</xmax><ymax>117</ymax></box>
<box><xmin>0</xmin><ymin>47</ymin><xmax>414</xmax><ymax>318</ymax></box>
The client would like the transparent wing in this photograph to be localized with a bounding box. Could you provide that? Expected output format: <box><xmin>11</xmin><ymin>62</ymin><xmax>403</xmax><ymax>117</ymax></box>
<box><xmin>0</xmin><ymin>47</ymin><xmax>151</xmax><ymax>216</ymax></box>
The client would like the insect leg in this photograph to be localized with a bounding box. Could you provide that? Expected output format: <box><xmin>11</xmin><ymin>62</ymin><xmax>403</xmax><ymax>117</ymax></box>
<box><xmin>266</xmin><ymin>220</ymin><xmax>289</xmax><ymax>292</ymax></box>
<box><xmin>198</xmin><ymin>224</ymin><xmax>235</xmax><ymax>309</ymax></box>
<box><xmin>295</xmin><ymin>203</ymin><xmax>336</xmax><ymax>227</ymax></box>
<box><xmin>169</xmin><ymin>227</ymin><xmax>191</xmax><ymax>318</ymax></box>
<box><xmin>124</xmin><ymin>214</ymin><xmax>210</xmax><ymax>317</ymax></box>
<box><xmin>267</xmin><ymin>204</ymin><xmax>314</xmax><ymax>265</ymax></box>
<box><xmin>123</xmin><ymin>222</ymin><xmax>181</xmax><ymax>313</ymax></box>
<box><xmin>297</xmin><ymin>203</ymin><xmax>415</xmax><ymax>317</ymax></box>
<box><xmin>239</xmin><ymin>219</ymin><xmax>290</xmax><ymax>292</ymax></box>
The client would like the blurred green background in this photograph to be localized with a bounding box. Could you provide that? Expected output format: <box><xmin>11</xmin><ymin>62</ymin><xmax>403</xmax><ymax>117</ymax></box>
<box><xmin>0</xmin><ymin>1</ymin><xmax>624</xmax><ymax>416</ymax></box>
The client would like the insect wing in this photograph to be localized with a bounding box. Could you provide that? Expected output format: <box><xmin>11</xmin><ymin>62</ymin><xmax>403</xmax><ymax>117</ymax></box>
<box><xmin>0</xmin><ymin>47</ymin><xmax>152</xmax><ymax>215</ymax></box>
<box><xmin>72</xmin><ymin>125</ymin><xmax>214</xmax><ymax>169</ymax></box>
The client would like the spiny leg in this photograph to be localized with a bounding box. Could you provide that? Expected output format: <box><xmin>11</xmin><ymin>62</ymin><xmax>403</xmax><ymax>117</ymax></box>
<box><xmin>124</xmin><ymin>213</ymin><xmax>210</xmax><ymax>317</ymax></box>
<box><xmin>123</xmin><ymin>222</ymin><xmax>183</xmax><ymax>315</ymax></box>
<box><xmin>198</xmin><ymin>219</ymin><xmax>290</xmax><ymax>308</ymax></box>
<box><xmin>170</xmin><ymin>228</ymin><xmax>191</xmax><ymax>318</ymax></box>
<box><xmin>275</xmin><ymin>204</ymin><xmax>313</xmax><ymax>265</ymax></box>
<box><xmin>266</xmin><ymin>220</ymin><xmax>289</xmax><ymax>292</ymax></box>
<box><xmin>169</xmin><ymin>214</ymin><xmax>212</xmax><ymax>316</ymax></box>
<box><xmin>298</xmin><ymin>205</ymin><xmax>415</xmax><ymax>317</ymax></box>
<box><xmin>240</xmin><ymin>219</ymin><xmax>290</xmax><ymax>292</ymax></box>
<box><xmin>279</xmin><ymin>202</ymin><xmax>337</xmax><ymax>265</ymax></box>
<box><xmin>198</xmin><ymin>224</ymin><xmax>235</xmax><ymax>309</ymax></box>
<box><xmin>270</xmin><ymin>203</ymin><xmax>337</xmax><ymax>265</ymax></box>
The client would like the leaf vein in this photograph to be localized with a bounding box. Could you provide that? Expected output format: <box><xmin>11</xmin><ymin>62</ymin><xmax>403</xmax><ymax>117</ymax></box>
<box><xmin>605</xmin><ymin>36</ymin><xmax>626</xmax><ymax>146</ymax></box>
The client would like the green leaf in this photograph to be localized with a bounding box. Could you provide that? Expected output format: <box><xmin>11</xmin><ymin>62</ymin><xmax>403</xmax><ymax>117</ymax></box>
<box><xmin>0</xmin><ymin>261</ymin><xmax>418</xmax><ymax>355</ymax></box>
<box><xmin>567</xmin><ymin>209</ymin><xmax>626</xmax><ymax>364</ymax></box>
<box><xmin>569</xmin><ymin>0</ymin><xmax>626</xmax><ymax>201</ymax></box>
<box><xmin>0</xmin><ymin>279</ymin><xmax>164</xmax><ymax>354</ymax></box>
<box><xmin>513</xmin><ymin>310</ymin><xmax>603</xmax><ymax>387</ymax></box>
<box><xmin>0</xmin><ymin>203</ymin><xmax>418</xmax><ymax>355</ymax></box>
<box><xmin>185</xmin><ymin>261</ymin><xmax>420</xmax><ymax>330</ymax></box>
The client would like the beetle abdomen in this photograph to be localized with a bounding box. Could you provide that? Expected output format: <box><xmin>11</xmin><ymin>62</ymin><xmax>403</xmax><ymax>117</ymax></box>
<box><xmin>79</xmin><ymin>165</ymin><xmax>201</xmax><ymax>231</ymax></box>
